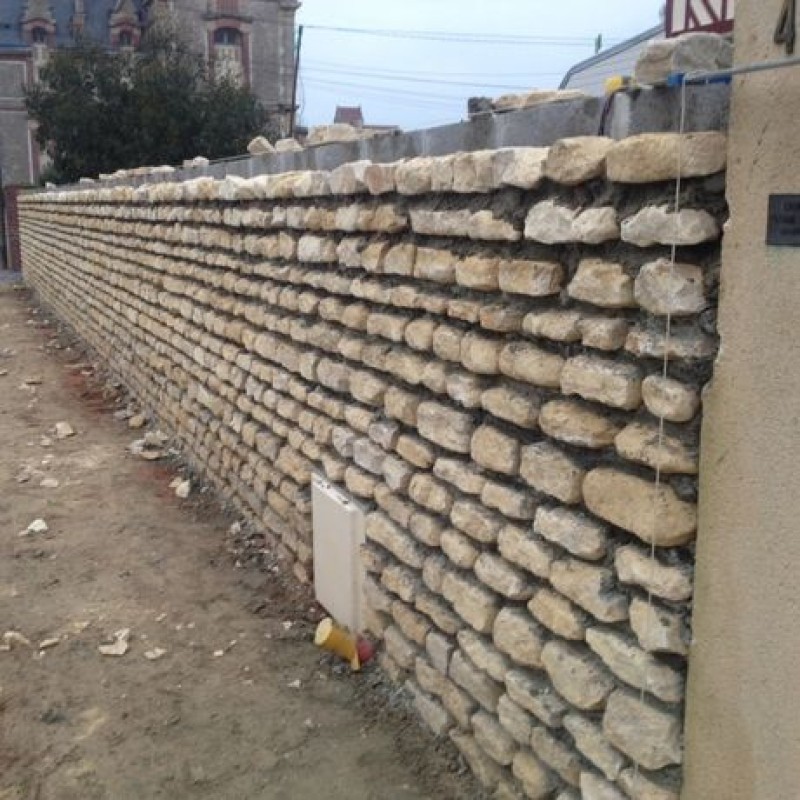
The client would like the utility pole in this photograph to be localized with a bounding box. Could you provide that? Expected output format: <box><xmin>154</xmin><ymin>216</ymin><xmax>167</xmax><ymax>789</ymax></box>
<box><xmin>290</xmin><ymin>24</ymin><xmax>304</xmax><ymax>137</ymax></box>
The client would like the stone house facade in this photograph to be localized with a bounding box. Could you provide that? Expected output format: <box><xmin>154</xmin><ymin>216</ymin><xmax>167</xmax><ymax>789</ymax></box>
<box><xmin>0</xmin><ymin>0</ymin><xmax>299</xmax><ymax>186</ymax></box>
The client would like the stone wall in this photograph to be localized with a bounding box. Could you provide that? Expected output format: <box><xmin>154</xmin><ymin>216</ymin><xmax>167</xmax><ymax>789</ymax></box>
<box><xmin>18</xmin><ymin>133</ymin><xmax>727</xmax><ymax>800</ymax></box>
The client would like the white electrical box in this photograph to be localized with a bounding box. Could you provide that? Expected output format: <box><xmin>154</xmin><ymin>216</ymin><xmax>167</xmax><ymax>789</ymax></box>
<box><xmin>311</xmin><ymin>474</ymin><xmax>366</xmax><ymax>633</ymax></box>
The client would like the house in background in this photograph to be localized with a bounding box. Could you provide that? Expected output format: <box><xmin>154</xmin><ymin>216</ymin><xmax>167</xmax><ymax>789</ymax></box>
<box><xmin>333</xmin><ymin>104</ymin><xmax>399</xmax><ymax>135</ymax></box>
<box><xmin>0</xmin><ymin>0</ymin><xmax>299</xmax><ymax>186</ymax></box>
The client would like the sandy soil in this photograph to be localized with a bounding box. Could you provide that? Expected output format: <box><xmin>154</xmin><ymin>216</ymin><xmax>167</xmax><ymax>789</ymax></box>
<box><xmin>0</xmin><ymin>286</ymin><xmax>484</xmax><ymax>800</ymax></box>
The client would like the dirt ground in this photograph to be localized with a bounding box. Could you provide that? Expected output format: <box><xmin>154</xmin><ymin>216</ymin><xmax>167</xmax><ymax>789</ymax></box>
<box><xmin>0</xmin><ymin>285</ymin><xmax>484</xmax><ymax>800</ymax></box>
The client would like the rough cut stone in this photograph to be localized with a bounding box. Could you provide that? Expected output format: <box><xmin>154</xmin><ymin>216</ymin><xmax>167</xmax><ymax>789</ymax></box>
<box><xmin>505</xmin><ymin>669</ymin><xmax>569</xmax><ymax>727</ymax></box>
<box><xmin>586</xmin><ymin>627</ymin><xmax>684</xmax><ymax>703</ymax></box>
<box><xmin>409</xmin><ymin>682</ymin><xmax>455</xmax><ymax>736</ymax></box>
<box><xmin>520</xmin><ymin>442</ymin><xmax>585</xmax><ymax>505</ymax></box>
<box><xmin>493</xmin><ymin>147</ymin><xmax>549</xmax><ymax>189</ymax></box>
<box><xmin>549</xmin><ymin>559</ymin><xmax>629</xmax><ymax>623</ymax></box>
<box><xmin>603</xmin><ymin>689</ymin><xmax>683</xmax><ymax>770</ymax></box>
<box><xmin>384</xmin><ymin>624</ymin><xmax>418</xmax><ymax>669</ymax></box>
<box><xmin>561</xmin><ymin>355</ymin><xmax>642</xmax><ymax>410</ymax></box>
<box><xmin>615</xmin><ymin>422</ymin><xmax>698</xmax><ymax>474</ymax></box>
<box><xmin>539</xmin><ymin>399</ymin><xmax>620</xmax><ymax>449</ymax></box>
<box><xmin>625</xmin><ymin>325</ymin><xmax>717</xmax><ymax>361</ymax></box>
<box><xmin>415</xmin><ymin>247</ymin><xmax>457</xmax><ymax>284</ymax></box>
<box><xmin>544</xmin><ymin>136</ymin><xmax>613</xmax><ymax>185</ymax></box>
<box><xmin>441</xmin><ymin>528</ymin><xmax>481</xmax><ymax>569</ymax></box>
<box><xmin>492</xmin><ymin>89</ymin><xmax>586</xmax><ymax>112</ymax></box>
<box><xmin>580</xmin><ymin>772</ymin><xmax>627</xmax><ymax>800</ymax></box>
<box><xmin>457</xmin><ymin>629</ymin><xmax>511</xmax><ymax>683</ymax></box>
<box><xmin>498</xmin><ymin>259</ymin><xmax>563</xmax><ymax>297</ymax></box>
<box><xmin>461</xmin><ymin>332</ymin><xmax>504</xmax><ymax>375</ymax></box>
<box><xmin>531</xmin><ymin>725</ymin><xmax>582</xmax><ymax>786</ymax></box>
<box><xmin>523</xmin><ymin>310</ymin><xmax>583</xmax><ymax>342</ymax></box>
<box><xmin>493</xmin><ymin>607</ymin><xmax>545</xmax><ymax>667</ymax></box>
<box><xmin>634</xmin><ymin>33</ymin><xmax>733</xmax><ymax>88</ymax></box>
<box><xmin>481</xmin><ymin>479</ymin><xmax>537</xmax><ymax>520</ymax></box>
<box><xmin>434</xmin><ymin>457</ymin><xmax>487</xmax><ymax>496</ymax></box>
<box><xmin>476</xmin><ymin>553</ymin><xmax>534</xmax><ymax>600</ymax></box>
<box><xmin>366</xmin><ymin>512</ymin><xmax>426</xmax><ymax>569</ymax></box>
<box><xmin>615</xmin><ymin>545</ymin><xmax>693</xmax><ymax>602</ymax></box>
<box><xmin>473</xmin><ymin>710</ymin><xmax>518</xmax><ymax>765</ymax></box>
<box><xmin>417</xmin><ymin>402</ymin><xmax>474</xmax><ymax>454</ymax></box>
<box><xmin>528</xmin><ymin>588</ymin><xmax>588</xmax><ymax>640</ymax></box>
<box><xmin>622</xmin><ymin>207</ymin><xmax>720</xmax><ymax>247</ymax></box>
<box><xmin>629</xmin><ymin>597</ymin><xmax>689</xmax><ymax>656</ymax></box>
<box><xmin>456</xmin><ymin>255</ymin><xmax>500</xmax><ymax>291</ymax></box>
<box><xmin>608</xmin><ymin>132</ymin><xmax>728</xmax><ymax>183</ymax></box>
<box><xmin>534</xmin><ymin>506</ymin><xmax>608</xmax><ymax>561</ymax></box>
<box><xmin>564</xmin><ymin>713</ymin><xmax>626</xmax><ymax>781</ymax></box>
<box><xmin>618</xmin><ymin>767</ymin><xmax>681</xmax><ymax>800</ymax></box>
<box><xmin>642</xmin><ymin>376</ymin><xmax>700</xmax><ymax>423</ymax></box>
<box><xmin>512</xmin><ymin>750</ymin><xmax>557</xmax><ymax>799</ymax></box>
<box><xmin>426</xmin><ymin>629</ymin><xmax>454</xmax><ymax>674</ymax></box>
<box><xmin>524</xmin><ymin>201</ymin><xmax>578</xmax><ymax>243</ymax></box>
<box><xmin>568</xmin><ymin>259</ymin><xmax>636</xmax><ymax>309</ymax></box>
<box><xmin>500</xmin><ymin>342</ymin><xmax>564</xmax><ymax>389</ymax></box>
<box><xmin>441</xmin><ymin>571</ymin><xmax>501</xmax><ymax>634</ymax></box>
<box><xmin>451</xmin><ymin>499</ymin><xmax>505</xmax><ymax>544</ymax></box>
<box><xmin>471</xmin><ymin>425</ymin><xmax>520</xmax><ymax>475</ymax></box>
<box><xmin>481</xmin><ymin>383</ymin><xmax>541</xmax><ymax>429</ymax></box>
<box><xmin>635</xmin><ymin>259</ymin><xmax>707</xmax><ymax>316</ymax></box>
<box><xmin>449</xmin><ymin>649</ymin><xmax>504</xmax><ymax>711</ymax></box>
<box><xmin>497</xmin><ymin>524</ymin><xmax>554</xmax><ymax>579</ymax></box>
<box><xmin>579</xmin><ymin>317</ymin><xmax>631</xmax><ymax>352</ymax></box>
<box><xmin>498</xmin><ymin>693</ymin><xmax>536</xmax><ymax>744</ymax></box>
<box><xmin>541</xmin><ymin>640</ymin><xmax>615</xmax><ymax>711</ymax></box>
<box><xmin>583</xmin><ymin>468</ymin><xmax>697</xmax><ymax>547</ymax></box>
<box><xmin>573</xmin><ymin>207</ymin><xmax>620</xmax><ymax>244</ymax></box>
<box><xmin>449</xmin><ymin>731</ymin><xmax>505</xmax><ymax>790</ymax></box>
<box><xmin>247</xmin><ymin>135</ymin><xmax>274</xmax><ymax>155</ymax></box>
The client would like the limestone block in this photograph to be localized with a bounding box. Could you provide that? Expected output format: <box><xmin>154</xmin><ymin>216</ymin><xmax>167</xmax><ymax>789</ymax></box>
<box><xmin>297</xmin><ymin>234</ymin><xmax>338</xmax><ymax>262</ymax></box>
<box><xmin>393</xmin><ymin>599</ymin><xmax>432</xmax><ymax>645</ymax></box>
<box><xmin>549</xmin><ymin>559</ymin><xmax>629</xmax><ymax>623</ymax></box>
<box><xmin>583</xmin><ymin>469</ymin><xmax>697</xmax><ymax>547</ymax></box>
<box><xmin>471</xmin><ymin>425</ymin><xmax>521</xmax><ymax>476</ymax></box>
<box><xmin>430</xmin><ymin>155</ymin><xmax>456</xmax><ymax>191</ymax></box>
<box><xmin>625</xmin><ymin>325</ymin><xmax>717</xmax><ymax>361</ymax></box>
<box><xmin>580</xmin><ymin>772</ymin><xmax>627</xmax><ymax>800</ymax></box>
<box><xmin>449</xmin><ymin>731</ymin><xmax>505</xmax><ymax>790</ymax></box>
<box><xmin>409</xmin><ymin>683</ymin><xmax>455</xmax><ymax>736</ymax></box>
<box><xmin>523</xmin><ymin>201</ymin><xmax>578</xmax><ymax>244</ymax></box>
<box><xmin>615</xmin><ymin>422</ymin><xmax>698</xmax><ymax>474</ymax></box>
<box><xmin>306</xmin><ymin>123</ymin><xmax>363</xmax><ymax>146</ymax></box>
<box><xmin>363</xmin><ymin>162</ymin><xmax>398</xmax><ymax>195</ymax></box>
<box><xmin>512</xmin><ymin>751</ymin><xmax>557</xmax><ymax>800</ymax></box>
<box><xmin>442</xmin><ymin>680</ymin><xmax>479</xmax><ymax>730</ymax></box>
<box><xmin>568</xmin><ymin>259</ymin><xmax>636</xmax><ymax>309</ymax></box>
<box><xmin>410</xmin><ymin>511</ymin><xmax>445</xmax><ymax>547</ymax></box>
<box><xmin>364</xmin><ymin>574</ymin><xmax>393</xmax><ymax>613</ymax></box>
<box><xmin>615</xmin><ymin>545</ymin><xmax>693</xmax><ymax>602</ymax></box>
<box><xmin>384</xmin><ymin>624</ymin><xmax>417</xmax><ymax>669</ymax></box>
<box><xmin>396</xmin><ymin>434</ymin><xmax>436</xmax><ymax>469</ymax></box>
<box><xmin>457</xmin><ymin>629</ymin><xmax>511</xmax><ymax>684</ymax></box>
<box><xmin>415</xmin><ymin>656</ymin><xmax>447</xmax><ymax>697</ymax></box>
<box><xmin>376</xmin><ymin>485</ymin><xmax>413</xmax><ymax>527</ymax></box>
<box><xmin>469</xmin><ymin>210</ymin><xmax>521</xmax><ymax>242</ymax></box>
<box><xmin>426</xmin><ymin>629</ymin><xmax>454</xmax><ymax>674</ymax></box>
<box><xmin>449</xmin><ymin>372</ymin><xmax>490</xmax><ymax>411</ymax></box>
<box><xmin>603</xmin><ymin>689</ymin><xmax>683</xmax><ymax>770</ymax></box>
<box><xmin>564</xmin><ymin>713</ymin><xmax>626</xmax><ymax>781</ymax></box>
<box><xmin>492</xmin><ymin>606</ymin><xmax>545</xmax><ymax>667</ymax></box>
<box><xmin>534</xmin><ymin>506</ymin><xmax>608</xmax><ymax>561</ymax></box>
<box><xmin>481</xmin><ymin>383</ymin><xmax>541</xmax><ymax>430</ymax></box>
<box><xmin>473</xmin><ymin>710</ymin><xmax>518</xmax><ymax>765</ymax></box>
<box><xmin>579</xmin><ymin>317</ymin><xmax>630</xmax><ymax>351</ymax></box>
<box><xmin>520</xmin><ymin>442</ymin><xmax>585</xmax><ymax>505</ymax></box>
<box><xmin>498</xmin><ymin>259</ymin><xmax>563</xmax><ymax>297</ymax></box>
<box><xmin>441</xmin><ymin>571</ymin><xmax>501</xmax><ymax>634</ymax></box>
<box><xmin>370</xmin><ymin>420</ymin><xmax>400</xmax><ymax>450</ymax></box>
<box><xmin>384</xmin><ymin>243</ymin><xmax>417</xmax><ymax>276</ymax></box>
<box><xmin>456</xmin><ymin>255</ymin><xmax>500</xmax><ymax>291</ymax></box>
<box><xmin>539</xmin><ymin>399</ymin><xmax>619</xmax><ymax>450</ymax></box>
<box><xmin>499</xmin><ymin>342</ymin><xmax>564</xmax><ymax>389</ymax></box>
<box><xmin>453</xmin><ymin>150</ymin><xmax>497</xmax><ymax>193</ymax></box>
<box><xmin>434</xmin><ymin>457</ymin><xmax>487</xmax><ymax>496</ymax></box>
<box><xmin>365</xmin><ymin>512</ymin><xmax>426</xmax><ymax>569</ymax></box>
<box><xmin>635</xmin><ymin>259</ymin><xmax>706</xmax><ymax>316</ymax></box>
<box><xmin>523</xmin><ymin>310</ymin><xmax>583</xmax><ymax>342</ymax></box>
<box><xmin>497</xmin><ymin>524</ymin><xmax>554</xmax><ymax>579</ymax></box>
<box><xmin>410</xmin><ymin>209</ymin><xmax>472</xmax><ymax>237</ymax></box>
<box><xmin>350</xmin><ymin>370</ymin><xmax>388</xmax><ymax>407</ymax></box>
<box><xmin>475</xmin><ymin>553</ymin><xmax>533</xmax><ymax>601</ymax></box>
<box><xmin>395</xmin><ymin>158</ymin><xmax>434</xmax><ymax>195</ymax></box>
<box><xmin>404</xmin><ymin>318</ymin><xmax>436</xmax><ymax>351</ymax></box>
<box><xmin>492</xmin><ymin>88</ymin><xmax>586</xmax><ymax>112</ymax></box>
<box><xmin>361</xmin><ymin>241</ymin><xmax>389</xmax><ymax>271</ymax></box>
<box><xmin>481</xmin><ymin>479</ymin><xmax>537</xmax><ymax>520</ymax></box>
<box><xmin>544</xmin><ymin>136</ymin><xmax>613</xmax><ymax>185</ymax></box>
<box><xmin>353</xmin><ymin>437</ymin><xmax>386</xmax><ymax>475</ymax></box>
<box><xmin>622</xmin><ymin>206</ymin><xmax>720</xmax><ymax>247</ymax></box>
<box><xmin>480</xmin><ymin>302</ymin><xmax>528</xmax><ymax>333</ymax></box>
<box><xmin>493</xmin><ymin>146</ymin><xmax>549</xmax><ymax>189</ymax></box>
<box><xmin>461</xmin><ymin>332</ymin><xmax>504</xmax><ymax>375</ymax></box>
<box><xmin>499</xmin><ymin>694</ymin><xmax>536</xmax><ymax>744</ymax></box>
<box><xmin>641</xmin><ymin>376</ymin><xmax>700</xmax><ymax>423</ymax></box>
<box><xmin>629</xmin><ymin>597</ymin><xmax>689</xmax><ymax>656</ymax></box>
<box><xmin>541</xmin><ymin>640</ymin><xmax>614</xmax><ymax>711</ymax></box>
<box><xmin>409</xmin><ymin>473</ymin><xmax>453</xmax><ymax>515</ymax></box>
<box><xmin>561</xmin><ymin>355</ymin><xmax>642</xmax><ymax>410</ymax></box>
<box><xmin>275</xmin><ymin>137</ymin><xmax>303</xmax><ymax>153</ymax></box>
<box><xmin>573</xmin><ymin>207</ymin><xmax>620</xmax><ymax>244</ymax></box>
<box><xmin>618</xmin><ymin>768</ymin><xmax>681</xmax><ymax>800</ymax></box>
<box><xmin>586</xmin><ymin>627</ymin><xmax>684</xmax><ymax>703</ymax></box>
<box><xmin>634</xmin><ymin>33</ymin><xmax>733</xmax><ymax>88</ymax></box>
<box><xmin>449</xmin><ymin>648</ymin><xmax>504</xmax><ymax>710</ymax></box>
<box><xmin>382</xmin><ymin>562</ymin><xmax>421</xmax><ymax>603</ymax></box>
<box><xmin>531</xmin><ymin>726</ymin><xmax>582</xmax><ymax>787</ymax></box>
<box><xmin>528</xmin><ymin>588</ymin><xmax>587</xmax><ymax>641</ymax></box>
<box><xmin>442</xmin><ymin>528</ymin><xmax>481</xmax><ymax>568</ymax></box>
<box><xmin>417</xmin><ymin>401</ymin><xmax>475</xmax><ymax>454</ymax></box>
<box><xmin>505</xmin><ymin>669</ymin><xmax>569</xmax><ymax>727</ymax></box>
<box><xmin>415</xmin><ymin>247</ymin><xmax>456</xmax><ymax>284</ymax></box>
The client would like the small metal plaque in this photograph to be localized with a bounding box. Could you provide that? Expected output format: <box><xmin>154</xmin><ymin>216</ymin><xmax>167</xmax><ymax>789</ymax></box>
<box><xmin>767</xmin><ymin>195</ymin><xmax>800</xmax><ymax>246</ymax></box>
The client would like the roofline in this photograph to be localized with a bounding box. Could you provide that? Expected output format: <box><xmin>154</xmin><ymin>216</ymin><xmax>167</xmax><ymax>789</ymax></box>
<box><xmin>559</xmin><ymin>23</ymin><xmax>663</xmax><ymax>89</ymax></box>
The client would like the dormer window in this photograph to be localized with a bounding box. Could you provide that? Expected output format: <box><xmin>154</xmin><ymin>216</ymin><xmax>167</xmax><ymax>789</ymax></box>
<box><xmin>118</xmin><ymin>29</ymin><xmax>133</xmax><ymax>47</ymax></box>
<box><xmin>31</xmin><ymin>26</ymin><xmax>48</xmax><ymax>44</ymax></box>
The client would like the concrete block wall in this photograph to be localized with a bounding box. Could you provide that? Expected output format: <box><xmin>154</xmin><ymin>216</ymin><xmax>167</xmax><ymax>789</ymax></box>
<box><xmin>18</xmin><ymin>133</ymin><xmax>727</xmax><ymax>800</ymax></box>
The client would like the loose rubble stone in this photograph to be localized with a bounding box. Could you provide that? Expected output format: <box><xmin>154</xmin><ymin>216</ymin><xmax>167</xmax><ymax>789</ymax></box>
<box><xmin>247</xmin><ymin>136</ymin><xmax>274</xmax><ymax>156</ymax></box>
<box><xmin>603</xmin><ymin>689</ymin><xmax>683</xmax><ymax>770</ymax></box>
<box><xmin>492</xmin><ymin>89</ymin><xmax>586</xmax><ymax>112</ymax></box>
<box><xmin>634</xmin><ymin>34</ymin><xmax>733</xmax><ymax>88</ymax></box>
<box><xmin>54</xmin><ymin>421</ymin><xmax>75</xmax><ymax>439</ymax></box>
<box><xmin>583</xmin><ymin>469</ymin><xmax>697</xmax><ymax>547</ymax></box>
<box><xmin>541</xmin><ymin>640</ymin><xmax>615</xmax><ymax>711</ymax></box>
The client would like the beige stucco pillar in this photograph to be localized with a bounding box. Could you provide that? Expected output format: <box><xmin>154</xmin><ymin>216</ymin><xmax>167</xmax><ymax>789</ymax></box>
<box><xmin>683</xmin><ymin>2</ymin><xmax>800</xmax><ymax>798</ymax></box>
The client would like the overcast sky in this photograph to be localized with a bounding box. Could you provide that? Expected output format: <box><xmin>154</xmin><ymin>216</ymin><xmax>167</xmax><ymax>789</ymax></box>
<box><xmin>295</xmin><ymin>0</ymin><xmax>665</xmax><ymax>131</ymax></box>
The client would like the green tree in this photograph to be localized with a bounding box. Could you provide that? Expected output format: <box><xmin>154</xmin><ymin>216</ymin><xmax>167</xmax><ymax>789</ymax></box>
<box><xmin>26</xmin><ymin>25</ymin><xmax>273</xmax><ymax>184</ymax></box>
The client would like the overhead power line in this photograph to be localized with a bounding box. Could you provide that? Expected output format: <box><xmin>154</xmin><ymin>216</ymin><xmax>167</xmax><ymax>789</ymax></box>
<box><xmin>303</xmin><ymin>66</ymin><xmax>537</xmax><ymax>91</ymax></box>
<box><xmin>302</xmin><ymin>23</ymin><xmax>620</xmax><ymax>47</ymax></box>
<box><xmin>303</xmin><ymin>59</ymin><xmax>565</xmax><ymax>79</ymax></box>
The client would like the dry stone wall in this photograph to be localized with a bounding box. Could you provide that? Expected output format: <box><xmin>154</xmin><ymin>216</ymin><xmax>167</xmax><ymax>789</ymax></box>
<box><xmin>19</xmin><ymin>132</ymin><xmax>727</xmax><ymax>800</ymax></box>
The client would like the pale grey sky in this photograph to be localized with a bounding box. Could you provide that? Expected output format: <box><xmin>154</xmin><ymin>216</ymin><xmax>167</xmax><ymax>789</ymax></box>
<box><xmin>295</xmin><ymin>0</ymin><xmax>664</xmax><ymax>130</ymax></box>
